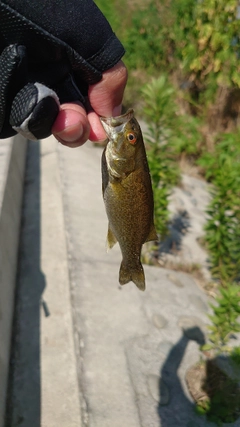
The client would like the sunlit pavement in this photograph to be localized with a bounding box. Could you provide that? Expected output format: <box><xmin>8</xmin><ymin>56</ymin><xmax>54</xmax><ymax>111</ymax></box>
<box><xmin>3</xmin><ymin>138</ymin><xmax>240</xmax><ymax>427</ymax></box>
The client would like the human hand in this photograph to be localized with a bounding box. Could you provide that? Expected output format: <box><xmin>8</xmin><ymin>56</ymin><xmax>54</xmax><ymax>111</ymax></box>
<box><xmin>52</xmin><ymin>60</ymin><xmax>128</xmax><ymax>147</ymax></box>
<box><xmin>0</xmin><ymin>0</ymin><xmax>126</xmax><ymax>145</ymax></box>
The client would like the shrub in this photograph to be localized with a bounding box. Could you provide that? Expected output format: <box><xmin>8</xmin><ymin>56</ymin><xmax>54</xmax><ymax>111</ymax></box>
<box><xmin>198</xmin><ymin>132</ymin><xmax>240</xmax><ymax>284</ymax></box>
<box><xmin>202</xmin><ymin>285</ymin><xmax>240</xmax><ymax>353</ymax></box>
<box><xmin>141</xmin><ymin>75</ymin><xmax>180</xmax><ymax>238</ymax></box>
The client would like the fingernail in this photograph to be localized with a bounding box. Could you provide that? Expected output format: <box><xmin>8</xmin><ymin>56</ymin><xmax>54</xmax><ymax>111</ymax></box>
<box><xmin>53</xmin><ymin>110</ymin><xmax>84</xmax><ymax>143</ymax></box>
<box><xmin>112</xmin><ymin>104</ymin><xmax>122</xmax><ymax>117</ymax></box>
<box><xmin>55</xmin><ymin>124</ymin><xmax>83</xmax><ymax>143</ymax></box>
<box><xmin>53</xmin><ymin>110</ymin><xmax>81</xmax><ymax>133</ymax></box>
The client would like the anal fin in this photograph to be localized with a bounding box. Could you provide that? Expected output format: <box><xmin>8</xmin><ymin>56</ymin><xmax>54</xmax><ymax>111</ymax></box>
<box><xmin>106</xmin><ymin>225</ymin><xmax>117</xmax><ymax>251</ymax></box>
<box><xmin>145</xmin><ymin>223</ymin><xmax>158</xmax><ymax>243</ymax></box>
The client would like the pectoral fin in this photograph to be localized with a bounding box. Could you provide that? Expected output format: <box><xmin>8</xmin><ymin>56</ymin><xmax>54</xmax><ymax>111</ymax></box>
<box><xmin>106</xmin><ymin>225</ymin><xmax>117</xmax><ymax>250</ymax></box>
<box><xmin>145</xmin><ymin>223</ymin><xmax>158</xmax><ymax>243</ymax></box>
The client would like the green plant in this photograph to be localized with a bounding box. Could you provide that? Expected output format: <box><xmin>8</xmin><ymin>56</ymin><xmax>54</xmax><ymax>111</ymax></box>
<box><xmin>183</xmin><ymin>0</ymin><xmax>240</xmax><ymax>90</ymax></box>
<box><xmin>141</xmin><ymin>74</ymin><xmax>208</xmax><ymax>239</ymax></box>
<box><xmin>204</xmin><ymin>181</ymin><xmax>240</xmax><ymax>284</ymax></box>
<box><xmin>141</xmin><ymin>75</ymin><xmax>177</xmax><ymax>140</ymax></box>
<box><xmin>141</xmin><ymin>74</ymin><xmax>208</xmax><ymax>240</ymax></box>
<box><xmin>202</xmin><ymin>285</ymin><xmax>240</xmax><ymax>353</ymax></box>
<box><xmin>198</xmin><ymin>131</ymin><xmax>240</xmax><ymax>179</ymax></box>
<box><xmin>123</xmin><ymin>2</ymin><xmax>166</xmax><ymax>72</ymax></box>
<box><xmin>197</xmin><ymin>130</ymin><xmax>240</xmax><ymax>423</ymax></box>
<box><xmin>171</xmin><ymin>115</ymin><xmax>203</xmax><ymax>157</ymax></box>
<box><xmin>141</xmin><ymin>75</ymin><xmax>180</xmax><ymax>238</ymax></box>
<box><xmin>198</xmin><ymin>132</ymin><xmax>240</xmax><ymax>285</ymax></box>
<box><xmin>230</xmin><ymin>346</ymin><xmax>240</xmax><ymax>366</ymax></box>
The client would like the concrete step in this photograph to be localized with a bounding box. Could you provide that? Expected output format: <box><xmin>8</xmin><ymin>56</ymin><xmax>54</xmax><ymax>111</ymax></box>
<box><xmin>5</xmin><ymin>139</ymin><xmax>81</xmax><ymax>427</ymax></box>
<box><xmin>0</xmin><ymin>135</ymin><xmax>27</xmax><ymax>427</ymax></box>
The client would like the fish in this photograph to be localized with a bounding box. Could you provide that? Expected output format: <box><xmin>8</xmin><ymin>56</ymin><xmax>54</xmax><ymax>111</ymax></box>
<box><xmin>100</xmin><ymin>109</ymin><xmax>157</xmax><ymax>291</ymax></box>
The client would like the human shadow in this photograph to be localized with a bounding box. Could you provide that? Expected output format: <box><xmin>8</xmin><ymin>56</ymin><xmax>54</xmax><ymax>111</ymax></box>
<box><xmin>5</xmin><ymin>141</ymin><xmax>47</xmax><ymax>427</ymax></box>
<box><xmin>158</xmin><ymin>328</ymin><xmax>240</xmax><ymax>426</ymax></box>
<box><xmin>159</xmin><ymin>210</ymin><xmax>190</xmax><ymax>255</ymax></box>
<box><xmin>157</xmin><ymin>327</ymin><xmax>205</xmax><ymax>427</ymax></box>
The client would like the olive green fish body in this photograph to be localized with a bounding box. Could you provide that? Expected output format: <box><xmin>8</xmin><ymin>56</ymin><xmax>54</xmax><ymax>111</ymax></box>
<box><xmin>101</xmin><ymin>109</ymin><xmax>157</xmax><ymax>291</ymax></box>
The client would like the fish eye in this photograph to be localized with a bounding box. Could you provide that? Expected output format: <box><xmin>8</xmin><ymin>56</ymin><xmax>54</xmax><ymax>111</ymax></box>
<box><xmin>127</xmin><ymin>132</ymin><xmax>137</xmax><ymax>145</ymax></box>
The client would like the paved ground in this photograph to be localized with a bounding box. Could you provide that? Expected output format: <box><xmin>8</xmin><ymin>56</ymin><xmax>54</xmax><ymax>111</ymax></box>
<box><xmin>5</xmin><ymin>138</ymin><xmax>240</xmax><ymax>426</ymax></box>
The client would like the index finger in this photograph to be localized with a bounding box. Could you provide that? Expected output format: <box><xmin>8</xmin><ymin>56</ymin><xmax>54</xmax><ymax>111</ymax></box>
<box><xmin>87</xmin><ymin>60</ymin><xmax>128</xmax><ymax>142</ymax></box>
<box><xmin>88</xmin><ymin>60</ymin><xmax>128</xmax><ymax>118</ymax></box>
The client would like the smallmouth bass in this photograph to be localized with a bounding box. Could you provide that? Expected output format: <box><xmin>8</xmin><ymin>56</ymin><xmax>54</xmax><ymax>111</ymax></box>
<box><xmin>100</xmin><ymin>109</ymin><xmax>157</xmax><ymax>291</ymax></box>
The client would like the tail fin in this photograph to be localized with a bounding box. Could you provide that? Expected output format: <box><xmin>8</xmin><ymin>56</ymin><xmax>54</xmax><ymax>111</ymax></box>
<box><xmin>119</xmin><ymin>261</ymin><xmax>145</xmax><ymax>291</ymax></box>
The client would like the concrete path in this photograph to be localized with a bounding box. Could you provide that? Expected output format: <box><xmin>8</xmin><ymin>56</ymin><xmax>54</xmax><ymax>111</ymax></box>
<box><xmin>4</xmin><ymin>137</ymin><xmax>240</xmax><ymax>426</ymax></box>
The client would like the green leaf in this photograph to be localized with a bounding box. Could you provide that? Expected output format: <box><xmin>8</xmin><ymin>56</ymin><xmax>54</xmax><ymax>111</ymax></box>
<box><xmin>201</xmin><ymin>343</ymin><xmax>214</xmax><ymax>351</ymax></box>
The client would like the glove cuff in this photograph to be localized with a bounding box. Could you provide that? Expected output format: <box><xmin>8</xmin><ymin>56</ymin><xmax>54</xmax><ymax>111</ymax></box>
<box><xmin>10</xmin><ymin>83</ymin><xmax>60</xmax><ymax>140</ymax></box>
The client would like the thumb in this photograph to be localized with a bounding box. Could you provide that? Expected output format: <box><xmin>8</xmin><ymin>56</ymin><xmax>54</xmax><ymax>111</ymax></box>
<box><xmin>88</xmin><ymin>60</ymin><xmax>128</xmax><ymax>117</ymax></box>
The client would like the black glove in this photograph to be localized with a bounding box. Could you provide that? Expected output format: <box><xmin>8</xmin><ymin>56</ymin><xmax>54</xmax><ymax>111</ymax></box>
<box><xmin>0</xmin><ymin>0</ymin><xmax>125</xmax><ymax>140</ymax></box>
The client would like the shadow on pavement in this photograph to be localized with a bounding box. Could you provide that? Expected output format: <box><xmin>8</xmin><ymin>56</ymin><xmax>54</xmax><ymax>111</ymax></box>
<box><xmin>159</xmin><ymin>210</ymin><xmax>190</xmax><ymax>255</ymax></box>
<box><xmin>5</xmin><ymin>141</ymin><xmax>46</xmax><ymax>427</ymax></box>
<box><xmin>158</xmin><ymin>327</ymin><xmax>205</xmax><ymax>427</ymax></box>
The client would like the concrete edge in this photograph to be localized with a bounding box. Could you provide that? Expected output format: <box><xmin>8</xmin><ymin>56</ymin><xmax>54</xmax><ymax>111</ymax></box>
<box><xmin>0</xmin><ymin>135</ymin><xmax>27</xmax><ymax>427</ymax></box>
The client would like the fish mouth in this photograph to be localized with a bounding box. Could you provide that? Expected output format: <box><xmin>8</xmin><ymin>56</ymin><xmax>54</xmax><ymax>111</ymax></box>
<box><xmin>100</xmin><ymin>109</ymin><xmax>134</xmax><ymax>138</ymax></box>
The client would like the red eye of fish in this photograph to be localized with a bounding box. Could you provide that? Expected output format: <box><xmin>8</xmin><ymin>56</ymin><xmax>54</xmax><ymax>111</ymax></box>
<box><xmin>127</xmin><ymin>132</ymin><xmax>137</xmax><ymax>145</ymax></box>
